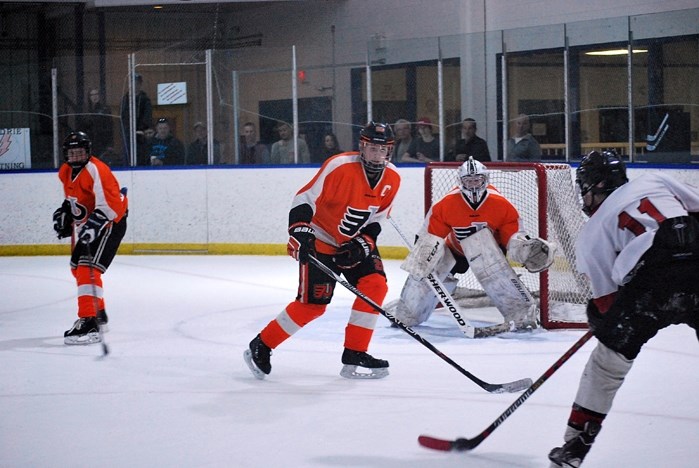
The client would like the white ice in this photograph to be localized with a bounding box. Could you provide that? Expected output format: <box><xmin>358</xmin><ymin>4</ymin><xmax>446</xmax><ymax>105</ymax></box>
<box><xmin>1</xmin><ymin>255</ymin><xmax>697</xmax><ymax>467</ymax></box>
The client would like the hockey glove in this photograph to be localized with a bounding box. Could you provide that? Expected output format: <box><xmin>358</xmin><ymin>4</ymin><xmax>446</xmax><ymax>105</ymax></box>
<box><xmin>507</xmin><ymin>232</ymin><xmax>556</xmax><ymax>273</ymax></box>
<box><xmin>335</xmin><ymin>234</ymin><xmax>375</xmax><ymax>269</ymax></box>
<box><xmin>287</xmin><ymin>222</ymin><xmax>316</xmax><ymax>262</ymax></box>
<box><xmin>78</xmin><ymin>209</ymin><xmax>109</xmax><ymax>245</ymax></box>
<box><xmin>52</xmin><ymin>200</ymin><xmax>73</xmax><ymax>239</ymax></box>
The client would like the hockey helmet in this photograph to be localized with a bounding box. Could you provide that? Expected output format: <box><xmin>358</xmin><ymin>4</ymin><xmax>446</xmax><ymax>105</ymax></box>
<box><xmin>458</xmin><ymin>156</ymin><xmax>489</xmax><ymax>206</ymax></box>
<box><xmin>63</xmin><ymin>131</ymin><xmax>92</xmax><ymax>169</ymax></box>
<box><xmin>576</xmin><ymin>150</ymin><xmax>628</xmax><ymax>214</ymax></box>
<box><xmin>359</xmin><ymin>121</ymin><xmax>395</xmax><ymax>175</ymax></box>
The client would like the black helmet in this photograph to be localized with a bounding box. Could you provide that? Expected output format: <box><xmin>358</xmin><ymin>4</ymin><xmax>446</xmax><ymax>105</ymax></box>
<box><xmin>62</xmin><ymin>131</ymin><xmax>92</xmax><ymax>169</ymax></box>
<box><xmin>359</xmin><ymin>122</ymin><xmax>394</xmax><ymax>175</ymax></box>
<box><xmin>576</xmin><ymin>149</ymin><xmax>628</xmax><ymax>214</ymax></box>
<box><xmin>359</xmin><ymin>121</ymin><xmax>395</xmax><ymax>146</ymax></box>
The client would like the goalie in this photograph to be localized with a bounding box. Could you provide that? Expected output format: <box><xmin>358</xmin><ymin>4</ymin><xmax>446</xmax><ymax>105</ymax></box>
<box><xmin>392</xmin><ymin>157</ymin><xmax>555</xmax><ymax>331</ymax></box>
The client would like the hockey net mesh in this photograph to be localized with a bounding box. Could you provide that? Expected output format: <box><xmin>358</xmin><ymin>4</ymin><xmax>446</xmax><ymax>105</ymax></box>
<box><xmin>425</xmin><ymin>162</ymin><xmax>591</xmax><ymax>329</ymax></box>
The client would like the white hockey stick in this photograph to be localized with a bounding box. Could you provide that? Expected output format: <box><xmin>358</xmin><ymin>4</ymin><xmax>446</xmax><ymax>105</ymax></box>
<box><xmin>389</xmin><ymin>217</ymin><xmax>512</xmax><ymax>338</ymax></box>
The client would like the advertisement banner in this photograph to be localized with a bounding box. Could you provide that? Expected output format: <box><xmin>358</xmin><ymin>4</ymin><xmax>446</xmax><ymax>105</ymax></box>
<box><xmin>0</xmin><ymin>128</ymin><xmax>31</xmax><ymax>170</ymax></box>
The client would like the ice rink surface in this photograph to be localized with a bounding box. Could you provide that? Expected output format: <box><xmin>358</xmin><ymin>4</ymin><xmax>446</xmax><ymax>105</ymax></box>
<box><xmin>1</xmin><ymin>255</ymin><xmax>697</xmax><ymax>467</ymax></box>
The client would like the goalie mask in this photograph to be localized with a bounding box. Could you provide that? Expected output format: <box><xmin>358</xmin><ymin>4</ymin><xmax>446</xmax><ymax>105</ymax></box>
<box><xmin>63</xmin><ymin>131</ymin><xmax>92</xmax><ymax>169</ymax></box>
<box><xmin>458</xmin><ymin>156</ymin><xmax>489</xmax><ymax>206</ymax></box>
<box><xmin>359</xmin><ymin>122</ymin><xmax>395</xmax><ymax>175</ymax></box>
<box><xmin>576</xmin><ymin>150</ymin><xmax>628</xmax><ymax>215</ymax></box>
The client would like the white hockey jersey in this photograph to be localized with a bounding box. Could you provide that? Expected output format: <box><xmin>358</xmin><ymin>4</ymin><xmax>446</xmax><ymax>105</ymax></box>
<box><xmin>576</xmin><ymin>173</ymin><xmax>699</xmax><ymax>299</ymax></box>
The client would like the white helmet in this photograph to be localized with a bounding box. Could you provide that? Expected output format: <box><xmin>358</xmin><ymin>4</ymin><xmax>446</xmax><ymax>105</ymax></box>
<box><xmin>458</xmin><ymin>157</ymin><xmax>489</xmax><ymax>206</ymax></box>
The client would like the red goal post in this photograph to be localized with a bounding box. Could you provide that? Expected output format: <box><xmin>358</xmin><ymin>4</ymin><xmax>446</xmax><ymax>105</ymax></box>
<box><xmin>424</xmin><ymin>161</ymin><xmax>590</xmax><ymax>329</ymax></box>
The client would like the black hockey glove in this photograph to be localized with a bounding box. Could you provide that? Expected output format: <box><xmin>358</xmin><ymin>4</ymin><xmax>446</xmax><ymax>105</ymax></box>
<box><xmin>335</xmin><ymin>234</ymin><xmax>375</xmax><ymax>269</ymax></box>
<box><xmin>287</xmin><ymin>222</ymin><xmax>316</xmax><ymax>262</ymax></box>
<box><xmin>52</xmin><ymin>200</ymin><xmax>73</xmax><ymax>239</ymax></box>
<box><xmin>78</xmin><ymin>210</ymin><xmax>109</xmax><ymax>245</ymax></box>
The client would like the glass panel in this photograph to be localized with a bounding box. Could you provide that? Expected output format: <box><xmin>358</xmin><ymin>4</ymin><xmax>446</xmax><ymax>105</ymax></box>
<box><xmin>575</xmin><ymin>43</ymin><xmax>632</xmax><ymax>160</ymax></box>
<box><xmin>505</xmin><ymin>49</ymin><xmax>565</xmax><ymax>161</ymax></box>
<box><xmin>631</xmin><ymin>37</ymin><xmax>698</xmax><ymax>163</ymax></box>
<box><xmin>503</xmin><ymin>25</ymin><xmax>565</xmax><ymax>162</ymax></box>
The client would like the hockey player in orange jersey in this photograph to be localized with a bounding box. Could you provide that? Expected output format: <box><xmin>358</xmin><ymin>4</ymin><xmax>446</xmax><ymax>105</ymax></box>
<box><xmin>53</xmin><ymin>131</ymin><xmax>128</xmax><ymax>345</ymax></box>
<box><xmin>244</xmin><ymin>122</ymin><xmax>400</xmax><ymax>379</ymax></box>
<box><xmin>393</xmin><ymin>157</ymin><xmax>554</xmax><ymax>331</ymax></box>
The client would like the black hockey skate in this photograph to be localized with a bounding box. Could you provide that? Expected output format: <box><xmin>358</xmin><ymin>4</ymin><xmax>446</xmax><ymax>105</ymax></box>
<box><xmin>97</xmin><ymin>309</ymin><xmax>109</xmax><ymax>332</ymax></box>
<box><xmin>243</xmin><ymin>334</ymin><xmax>272</xmax><ymax>380</ymax></box>
<box><xmin>340</xmin><ymin>348</ymin><xmax>389</xmax><ymax>379</ymax></box>
<box><xmin>548</xmin><ymin>421</ymin><xmax>601</xmax><ymax>467</ymax></box>
<box><xmin>64</xmin><ymin>316</ymin><xmax>101</xmax><ymax>345</ymax></box>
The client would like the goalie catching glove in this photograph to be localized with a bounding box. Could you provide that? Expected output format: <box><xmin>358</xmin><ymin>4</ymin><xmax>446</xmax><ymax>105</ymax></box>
<box><xmin>78</xmin><ymin>209</ymin><xmax>109</xmax><ymax>245</ymax></box>
<box><xmin>400</xmin><ymin>232</ymin><xmax>445</xmax><ymax>279</ymax></box>
<box><xmin>287</xmin><ymin>222</ymin><xmax>316</xmax><ymax>262</ymax></box>
<box><xmin>52</xmin><ymin>200</ymin><xmax>73</xmax><ymax>239</ymax></box>
<box><xmin>507</xmin><ymin>232</ymin><xmax>556</xmax><ymax>273</ymax></box>
<box><xmin>334</xmin><ymin>234</ymin><xmax>375</xmax><ymax>269</ymax></box>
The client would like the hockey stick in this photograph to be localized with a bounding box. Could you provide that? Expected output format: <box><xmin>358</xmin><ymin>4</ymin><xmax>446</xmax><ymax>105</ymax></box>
<box><xmin>418</xmin><ymin>330</ymin><xmax>593</xmax><ymax>451</ymax></box>
<box><xmin>388</xmin><ymin>217</ymin><xmax>512</xmax><ymax>338</ymax></box>
<box><xmin>84</xmin><ymin>240</ymin><xmax>109</xmax><ymax>358</ymax></box>
<box><xmin>308</xmin><ymin>254</ymin><xmax>532</xmax><ymax>393</ymax></box>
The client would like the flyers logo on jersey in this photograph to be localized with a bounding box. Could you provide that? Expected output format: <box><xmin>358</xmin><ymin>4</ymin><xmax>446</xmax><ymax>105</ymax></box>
<box><xmin>338</xmin><ymin>206</ymin><xmax>378</xmax><ymax>237</ymax></box>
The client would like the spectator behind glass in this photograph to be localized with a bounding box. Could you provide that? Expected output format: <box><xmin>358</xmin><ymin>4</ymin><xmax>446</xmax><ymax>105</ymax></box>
<box><xmin>319</xmin><ymin>133</ymin><xmax>342</xmax><ymax>161</ymax></box>
<box><xmin>186</xmin><ymin>122</ymin><xmax>222</xmax><ymax>165</ymax></box>
<box><xmin>401</xmin><ymin>117</ymin><xmax>439</xmax><ymax>163</ymax></box>
<box><xmin>144</xmin><ymin>117</ymin><xmax>185</xmax><ymax>166</ymax></box>
<box><xmin>120</xmin><ymin>73</ymin><xmax>153</xmax><ymax>164</ymax></box>
<box><xmin>81</xmin><ymin>88</ymin><xmax>115</xmax><ymax>160</ymax></box>
<box><xmin>507</xmin><ymin>113</ymin><xmax>541</xmax><ymax>161</ymax></box>
<box><xmin>393</xmin><ymin>119</ymin><xmax>413</xmax><ymax>163</ymax></box>
<box><xmin>239</xmin><ymin>121</ymin><xmax>269</xmax><ymax>165</ymax></box>
<box><xmin>270</xmin><ymin>122</ymin><xmax>311</xmax><ymax>164</ymax></box>
<box><xmin>447</xmin><ymin>118</ymin><xmax>491</xmax><ymax>162</ymax></box>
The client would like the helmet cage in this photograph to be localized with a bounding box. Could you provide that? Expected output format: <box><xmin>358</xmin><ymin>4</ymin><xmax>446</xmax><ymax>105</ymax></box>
<box><xmin>359</xmin><ymin>122</ymin><xmax>395</xmax><ymax>175</ymax></box>
<box><xmin>458</xmin><ymin>157</ymin><xmax>489</xmax><ymax>205</ymax></box>
<box><xmin>63</xmin><ymin>131</ymin><xmax>92</xmax><ymax>169</ymax></box>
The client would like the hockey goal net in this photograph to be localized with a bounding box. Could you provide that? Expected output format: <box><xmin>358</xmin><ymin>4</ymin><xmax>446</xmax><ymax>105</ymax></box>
<box><xmin>425</xmin><ymin>162</ymin><xmax>590</xmax><ymax>329</ymax></box>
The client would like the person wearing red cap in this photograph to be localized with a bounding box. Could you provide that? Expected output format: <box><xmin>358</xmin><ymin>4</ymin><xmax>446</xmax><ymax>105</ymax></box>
<box><xmin>400</xmin><ymin>117</ymin><xmax>439</xmax><ymax>163</ymax></box>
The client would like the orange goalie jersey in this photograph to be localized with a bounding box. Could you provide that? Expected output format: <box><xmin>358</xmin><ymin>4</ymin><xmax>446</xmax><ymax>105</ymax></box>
<box><xmin>58</xmin><ymin>157</ymin><xmax>128</xmax><ymax>227</ymax></box>
<box><xmin>425</xmin><ymin>185</ymin><xmax>522</xmax><ymax>256</ymax></box>
<box><xmin>291</xmin><ymin>152</ymin><xmax>401</xmax><ymax>254</ymax></box>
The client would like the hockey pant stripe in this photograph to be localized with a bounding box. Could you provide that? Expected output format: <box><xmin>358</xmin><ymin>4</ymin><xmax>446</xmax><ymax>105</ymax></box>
<box><xmin>344</xmin><ymin>273</ymin><xmax>387</xmax><ymax>352</ymax></box>
<box><xmin>261</xmin><ymin>301</ymin><xmax>327</xmax><ymax>349</ymax></box>
<box><xmin>74</xmin><ymin>265</ymin><xmax>103</xmax><ymax>318</ymax></box>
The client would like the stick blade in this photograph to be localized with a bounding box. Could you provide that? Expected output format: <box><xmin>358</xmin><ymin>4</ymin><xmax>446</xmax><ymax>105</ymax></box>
<box><xmin>418</xmin><ymin>435</ymin><xmax>478</xmax><ymax>452</ymax></box>
<box><xmin>418</xmin><ymin>435</ymin><xmax>455</xmax><ymax>451</ymax></box>
<box><xmin>487</xmin><ymin>377</ymin><xmax>533</xmax><ymax>394</ymax></box>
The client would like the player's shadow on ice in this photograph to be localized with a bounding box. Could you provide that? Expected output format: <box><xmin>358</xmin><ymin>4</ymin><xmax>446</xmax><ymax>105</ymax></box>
<box><xmin>0</xmin><ymin>336</ymin><xmax>67</xmax><ymax>351</ymax></box>
<box><xmin>312</xmin><ymin>453</ymin><xmax>538</xmax><ymax>467</ymax></box>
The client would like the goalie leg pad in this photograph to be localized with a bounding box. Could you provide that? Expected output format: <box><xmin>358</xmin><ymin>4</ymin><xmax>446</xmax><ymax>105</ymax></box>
<box><xmin>392</xmin><ymin>250</ymin><xmax>457</xmax><ymax>327</ymax></box>
<box><xmin>461</xmin><ymin>228</ymin><xmax>539</xmax><ymax>329</ymax></box>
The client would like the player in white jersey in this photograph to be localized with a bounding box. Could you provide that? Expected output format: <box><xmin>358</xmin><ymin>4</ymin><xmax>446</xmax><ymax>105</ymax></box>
<box><xmin>548</xmin><ymin>150</ymin><xmax>699</xmax><ymax>467</ymax></box>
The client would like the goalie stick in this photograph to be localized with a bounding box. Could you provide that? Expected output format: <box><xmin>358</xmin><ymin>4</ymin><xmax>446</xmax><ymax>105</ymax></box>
<box><xmin>307</xmin><ymin>254</ymin><xmax>532</xmax><ymax>394</ymax></box>
<box><xmin>389</xmin><ymin>217</ymin><xmax>512</xmax><ymax>338</ymax></box>
<box><xmin>418</xmin><ymin>330</ymin><xmax>593</xmax><ymax>452</ymax></box>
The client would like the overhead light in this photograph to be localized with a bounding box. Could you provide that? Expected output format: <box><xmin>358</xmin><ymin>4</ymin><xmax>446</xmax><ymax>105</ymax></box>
<box><xmin>585</xmin><ymin>48</ymin><xmax>648</xmax><ymax>56</ymax></box>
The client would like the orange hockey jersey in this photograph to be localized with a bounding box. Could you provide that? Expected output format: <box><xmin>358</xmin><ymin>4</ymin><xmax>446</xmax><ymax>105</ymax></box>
<box><xmin>58</xmin><ymin>157</ymin><xmax>128</xmax><ymax>227</ymax></box>
<box><xmin>291</xmin><ymin>152</ymin><xmax>401</xmax><ymax>254</ymax></box>
<box><xmin>424</xmin><ymin>185</ymin><xmax>521</xmax><ymax>256</ymax></box>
